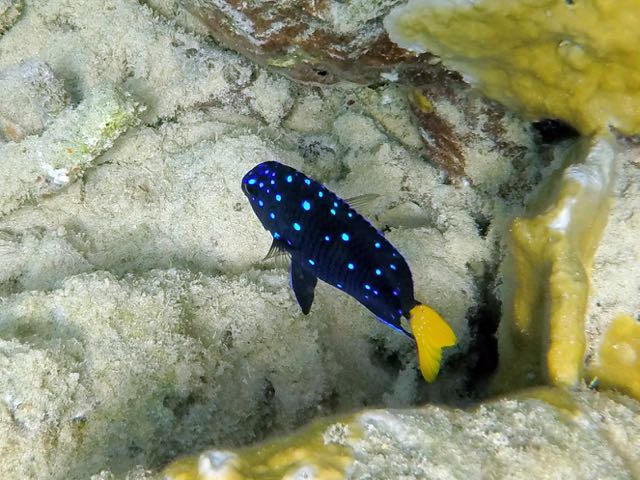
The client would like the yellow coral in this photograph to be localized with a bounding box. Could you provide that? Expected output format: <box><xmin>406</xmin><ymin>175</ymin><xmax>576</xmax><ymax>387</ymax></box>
<box><xmin>588</xmin><ymin>314</ymin><xmax>640</xmax><ymax>400</ymax></box>
<box><xmin>385</xmin><ymin>0</ymin><xmax>640</xmax><ymax>135</ymax></box>
<box><xmin>163</xmin><ymin>417</ymin><xmax>354</xmax><ymax>480</ymax></box>
<box><xmin>493</xmin><ymin>136</ymin><xmax>615</xmax><ymax>392</ymax></box>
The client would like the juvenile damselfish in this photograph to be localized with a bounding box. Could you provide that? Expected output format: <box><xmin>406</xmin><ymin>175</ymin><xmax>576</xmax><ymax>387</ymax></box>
<box><xmin>242</xmin><ymin>161</ymin><xmax>456</xmax><ymax>382</ymax></box>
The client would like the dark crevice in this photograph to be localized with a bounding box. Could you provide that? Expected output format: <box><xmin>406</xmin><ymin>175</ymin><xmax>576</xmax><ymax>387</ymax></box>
<box><xmin>463</xmin><ymin>268</ymin><xmax>501</xmax><ymax>397</ymax></box>
<box><xmin>532</xmin><ymin>119</ymin><xmax>580</xmax><ymax>144</ymax></box>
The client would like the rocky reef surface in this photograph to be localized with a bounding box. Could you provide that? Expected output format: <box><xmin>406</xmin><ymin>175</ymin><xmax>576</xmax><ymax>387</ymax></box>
<box><xmin>0</xmin><ymin>0</ymin><xmax>638</xmax><ymax>479</ymax></box>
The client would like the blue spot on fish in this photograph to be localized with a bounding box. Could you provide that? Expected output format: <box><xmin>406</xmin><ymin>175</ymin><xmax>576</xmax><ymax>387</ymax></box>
<box><xmin>304</xmin><ymin>179</ymin><xmax>311</xmax><ymax>185</ymax></box>
<box><xmin>347</xmin><ymin>262</ymin><xmax>355</xmax><ymax>270</ymax></box>
<box><xmin>308</xmin><ymin>259</ymin><xmax>315</xmax><ymax>265</ymax></box>
<box><xmin>275</xmin><ymin>194</ymin><xmax>282</xmax><ymax>202</ymax></box>
<box><xmin>248</xmin><ymin>178</ymin><xmax>257</xmax><ymax>185</ymax></box>
<box><xmin>302</xmin><ymin>200</ymin><xmax>311</xmax><ymax>211</ymax></box>
<box><xmin>330</xmin><ymin>209</ymin><xmax>336</xmax><ymax>215</ymax></box>
<box><xmin>375</xmin><ymin>269</ymin><xmax>382</xmax><ymax>276</ymax></box>
<box><xmin>293</xmin><ymin>222</ymin><xmax>301</xmax><ymax>231</ymax></box>
<box><xmin>286</xmin><ymin>175</ymin><xmax>293</xmax><ymax>183</ymax></box>
<box><xmin>269</xmin><ymin>212</ymin><xmax>275</xmax><ymax>219</ymax></box>
<box><xmin>341</xmin><ymin>233</ymin><xmax>350</xmax><ymax>241</ymax></box>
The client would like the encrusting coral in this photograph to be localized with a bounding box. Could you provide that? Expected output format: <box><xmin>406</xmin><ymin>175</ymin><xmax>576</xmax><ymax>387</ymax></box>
<box><xmin>493</xmin><ymin>137</ymin><xmax>615</xmax><ymax>392</ymax></box>
<box><xmin>588</xmin><ymin>314</ymin><xmax>640</xmax><ymax>400</ymax></box>
<box><xmin>385</xmin><ymin>0</ymin><xmax>640</xmax><ymax>136</ymax></box>
<box><xmin>385</xmin><ymin>0</ymin><xmax>640</xmax><ymax>401</ymax></box>
<box><xmin>163</xmin><ymin>388</ymin><xmax>640</xmax><ymax>479</ymax></box>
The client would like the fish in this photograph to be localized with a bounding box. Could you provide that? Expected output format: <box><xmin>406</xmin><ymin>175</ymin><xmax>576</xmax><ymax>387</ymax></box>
<box><xmin>241</xmin><ymin>160</ymin><xmax>457</xmax><ymax>382</ymax></box>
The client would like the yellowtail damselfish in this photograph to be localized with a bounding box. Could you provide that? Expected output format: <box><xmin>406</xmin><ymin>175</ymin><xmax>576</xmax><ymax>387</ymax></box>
<box><xmin>242</xmin><ymin>161</ymin><xmax>456</xmax><ymax>382</ymax></box>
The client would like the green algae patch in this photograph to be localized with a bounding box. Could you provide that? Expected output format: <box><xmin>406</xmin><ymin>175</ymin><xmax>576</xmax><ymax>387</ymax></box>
<box><xmin>385</xmin><ymin>0</ymin><xmax>640</xmax><ymax>135</ymax></box>
<box><xmin>163</xmin><ymin>416</ymin><xmax>357</xmax><ymax>480</ymax></box>
<box><xmin>588</xmin><ymin>314</ymin><xmax>640</xmax><ymax>400</ymax></box>
<box><xmin>493</xmin><ymin>136</ymin><xmax>615</xmax><ymax>393</ymax></box>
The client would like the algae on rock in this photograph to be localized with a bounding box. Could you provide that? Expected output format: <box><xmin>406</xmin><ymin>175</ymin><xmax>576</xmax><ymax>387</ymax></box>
<box><xmin>0</xmin><ymin>84</ymin><xmax>142</xmax><ymax>217</ymax></box>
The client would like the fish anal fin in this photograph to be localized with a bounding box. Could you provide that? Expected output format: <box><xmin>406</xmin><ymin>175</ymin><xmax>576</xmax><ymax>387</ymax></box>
<box><xmin>289</xmin><ymin>259</ymin><xmax>318</xmax><ymax>314</ymax></box>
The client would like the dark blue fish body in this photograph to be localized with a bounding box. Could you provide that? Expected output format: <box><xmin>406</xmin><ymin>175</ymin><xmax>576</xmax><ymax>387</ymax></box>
<box><xmin>242</xmin><ymin>160</ymin><xmax>417</xmax><ymax>335</ymax></box>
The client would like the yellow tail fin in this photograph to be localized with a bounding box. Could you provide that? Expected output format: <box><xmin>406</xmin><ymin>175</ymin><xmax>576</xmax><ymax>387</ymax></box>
<box><xmin>409</xmin><ymin>304</ymin><xmax>457</xmax><ymax>382</ymax></box>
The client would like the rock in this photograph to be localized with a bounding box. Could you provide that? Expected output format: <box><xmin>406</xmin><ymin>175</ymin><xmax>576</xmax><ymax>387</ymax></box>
<box><xmin>0</xmin><ymin>60</ymin><xmax>68</xmax><ymax>141</ymax></box>
<box><xmin>180</xmin><ymin>0</ymin><xmax>431</xmax><ymax>84</ymax></box>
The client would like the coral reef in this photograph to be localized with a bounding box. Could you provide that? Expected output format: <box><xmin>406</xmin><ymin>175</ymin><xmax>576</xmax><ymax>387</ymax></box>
<box><xmin>0</xmin><ymin>0</ymin><xmax>638</xmax><ymax>477</ymax></box>
<box><xmin>385</xmin><ymin>0</ymin><xmax>640</xmax><ymax>135</ymax></box>
<box><xmin>163</xmin><ymin>389</ymin><xmax>640</xmax><ymax>479</ymax></box>
<box><xmin>493</xmin><ymin>137</ymin><xmax>615</xmax><ymax>392</ymax></box>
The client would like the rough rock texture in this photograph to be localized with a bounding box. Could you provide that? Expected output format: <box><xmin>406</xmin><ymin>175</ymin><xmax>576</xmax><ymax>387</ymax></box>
<box><xmin>164</xmin><ymin>389</ymin><xmax>640</xmax><ymax>479</ymax></box>
<box><xmin>0</xmin><ymin>60</ymin><xmax>68</xmax><ymax>141</ymax></box>
<box><xmin>0</xmin><ymin>0</ymin><xmax>22</xmax><ymax>34</ymax></box>
<box><xmin>172</xmin><ymin>0</ymin><xmax>435</xmax><ymax>84</ymax></box>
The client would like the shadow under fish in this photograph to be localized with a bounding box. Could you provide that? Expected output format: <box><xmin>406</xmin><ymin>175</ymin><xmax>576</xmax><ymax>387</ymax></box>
<box><xmin>242</xmin><ymin>161</ymin><xmax>456</xmax><ymax>382</ymax></box>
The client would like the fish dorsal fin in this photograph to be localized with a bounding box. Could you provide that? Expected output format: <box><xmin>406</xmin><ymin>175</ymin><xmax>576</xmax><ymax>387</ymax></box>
<box><xmin>289</xmin><ymin>259</ymin><xmax>318</xmax><ymax>315</ymax></box>
<box><xmin>263</xmin><ymin>238</ymin><xmax>289</xmax><ymax>262</ymax></box>
<box><xmin>344</xmin><ymin>193</ymin><xmax>380</xmax><ymax>210</ymax></box>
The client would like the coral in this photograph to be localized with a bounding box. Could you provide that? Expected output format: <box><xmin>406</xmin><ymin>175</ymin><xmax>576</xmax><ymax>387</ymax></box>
<box><xmin>588</xmin><ymin>314</ymin><xmax>640</xmax><ymax>400</ymax></box>
<box><xmin>586</xmin><ymin>147</ymin><xmax>640</xmax><ymax>376</ymax></box>
<box><xmin>0</xmin><ymin>84</ymin><xmax>142</xmax><ymax>217</ymax></box>
<box><xmin>164</xmin><ymin>418</ymin><xmax>355</xmax><ymax>480</ymax></box>
<box><xmin>0</xmin><ymin>60</ymin><xmax>68</xmax><ymax>141</ymax></box>
<box><xmin>493</xmin><ymin>137</ymin><xmax>616</xmax><ymax>392</ymax></box>
<box><xmin>163</xmin><ymin>389</ymin><xmax>640</xmax><ymax>479</ymax></box>
<box><xmin>385</xmin><ymin>0</ymin><xmax>640</xmax><ymax>135</ymax></box>
<box><xmin>0</xmin><ymin>0</ymin><xmax>21</xmax><ymax>34</ymax></box>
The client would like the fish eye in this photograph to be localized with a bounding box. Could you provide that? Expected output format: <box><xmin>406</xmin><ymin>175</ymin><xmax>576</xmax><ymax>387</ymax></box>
<box><xmin>242</xmin><ymin>177</ymin><xmax>259</xmax><ymax>196</ymax></box>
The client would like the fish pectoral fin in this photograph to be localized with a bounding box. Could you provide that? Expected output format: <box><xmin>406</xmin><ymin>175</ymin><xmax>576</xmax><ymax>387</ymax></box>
<box><xmin>263</xmin><ymin>238</ymin><xmax>289</xmax><ymax>262</ymax></box>
<box><xmin>289</xmin><ymin>260</ymin><xmax>318</xmax><ymax>315</ymax></box>
<box><xmin>344</xmin><ymin>193</ymin><xmax>380</xmax><ymax>210</ymax></box>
